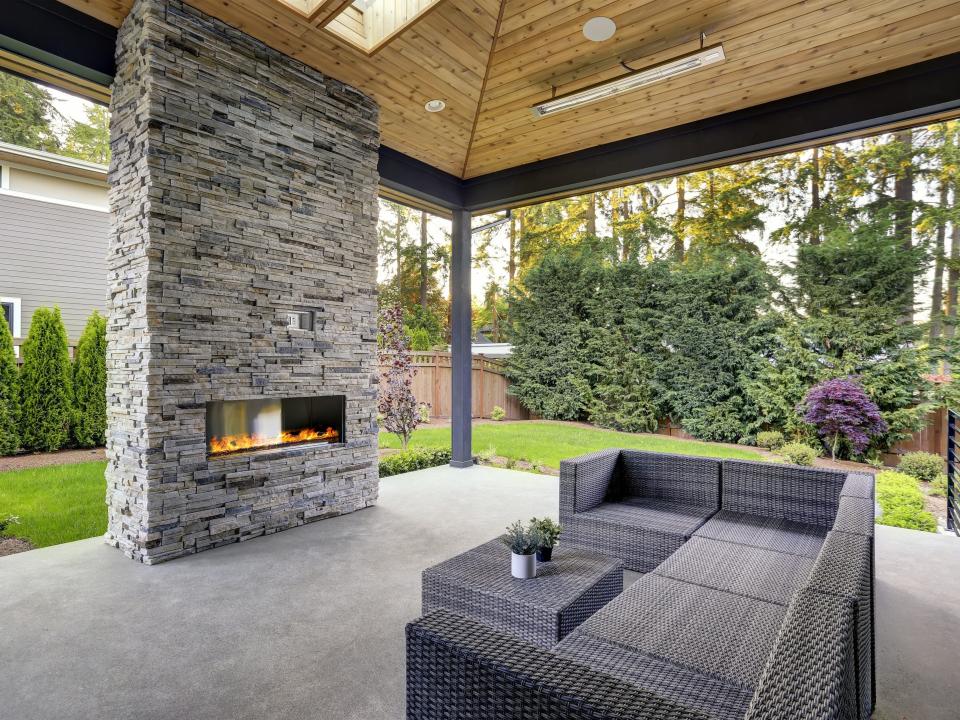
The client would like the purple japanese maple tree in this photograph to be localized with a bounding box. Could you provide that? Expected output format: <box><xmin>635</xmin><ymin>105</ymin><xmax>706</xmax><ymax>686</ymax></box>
<box><xmin>799</xmin><ymin>377</ymin><xmax>887</xmax><ymax>459</ymax></box>
<box><xmin>377</xmin><ymin>304</ymin><xmax>427</xmax><ymax>449</ymax></box>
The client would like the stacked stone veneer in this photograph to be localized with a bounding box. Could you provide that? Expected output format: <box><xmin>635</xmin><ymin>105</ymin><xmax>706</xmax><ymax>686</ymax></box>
<box><xmin>106</xmin><ymin>0</ymin><xmax>380</xmax><ymax>563</ymax></box>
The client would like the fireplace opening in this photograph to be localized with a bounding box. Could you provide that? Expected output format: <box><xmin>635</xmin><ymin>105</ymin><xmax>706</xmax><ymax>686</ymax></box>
<box><xmin>206</xmin><ymin>396</ymin><xmax>345</xmax><ymax>457</ymax></box>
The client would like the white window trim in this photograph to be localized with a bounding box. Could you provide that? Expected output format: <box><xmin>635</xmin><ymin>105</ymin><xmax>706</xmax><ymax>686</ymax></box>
<box><xmin>0</xmin><ymin>164</ymin><xmax>9</xmax><ymax>190</ymax></box>
<box><xmin>1</xmin><ymin>297</ymin><xmax>22</xmax><ymax>337</ymax></box>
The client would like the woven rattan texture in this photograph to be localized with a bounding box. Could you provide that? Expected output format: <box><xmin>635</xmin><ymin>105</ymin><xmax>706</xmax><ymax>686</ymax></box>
<box><xmin>653</xmin><ymin>537</ymin><xmax>815</xmax><ymax>605</ymax></box>
<box><xmin>806</xmin><ymin>530</ymin><xmax>874</xmax><ymax>719</ymax></box>
<box><xmin>616</xmin><ymin>451</ymin><xmax>722</xmax><ymax>507</ymax></box>
<box><xmin>555</xmin><ymin>630</ymin><xmax>753</xmax><ymax>720</ymax></box>
<box><xmin>693</xmin><ymin>510</ymin><xmax>828</xmax><ymax>558</ymax></box>
<box><xmin>421</xmin><ymin>539</ymin><xmax>622</xmax><ymax>647</ymax></box>
<box><xmin>744</xmin><ymin>589</ymin><xmax>859</xmax><ymax>720</ymax></box>
<box><xmin>721</xmin><ymin>460</ymin><xmax>847</xmax><ymax>526</ymax></box>
<box><xmin>406</xmin><ymin>609</ymin><xmax>711</xmax><ymax>720</ymax></box>
<box><xmin>559</xmin><ymin>448</ymin><xmax>620</xmax><ymax>515</ymax></box>
<box><xmin>573</xmin><ymin>575</ymin><xmax>786</xmax><ymax>688</ymax></box>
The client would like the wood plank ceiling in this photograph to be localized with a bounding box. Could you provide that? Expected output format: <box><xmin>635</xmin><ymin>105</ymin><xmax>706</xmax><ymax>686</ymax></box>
<box><xmin>59</xmin><ymin>0</ymin><xmax>960</xmax><ymax>179</ymax></box>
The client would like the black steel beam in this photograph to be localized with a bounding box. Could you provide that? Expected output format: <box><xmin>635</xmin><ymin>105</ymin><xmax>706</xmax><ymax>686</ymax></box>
<box><xmin>461</xmin><ymin>51</ymin><xmax>960</xmax><ymax>211</ymax></box>
<box><xmin>377</xmin><ymin>146</ymin><xmax>463</xmax><ymax>210</ymax></box>
<box><xmin>449</xmin><ymin>208</ymin><xmax>473</xmax><ymax>468</ymax></box>
<box><xmin>0</xmin><ymin>0</ymin><xmax>116</xmax><ymax>87</ymax></box>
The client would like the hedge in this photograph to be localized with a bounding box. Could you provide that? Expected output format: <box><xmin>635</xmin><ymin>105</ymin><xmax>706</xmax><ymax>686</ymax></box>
<box><xmin>875</xmin><ymin>471</ymin><xmax>938</xmax><ymax>533</ymax></box>
<box><xmin>379</xmin><ymin>446</ymin><xmax>451</xmax><ymax>477</ymax></box>
<box><xmin>0</xmin><ymin>311</ymin><xmax>19</xmax><ymax>455</ymax></box>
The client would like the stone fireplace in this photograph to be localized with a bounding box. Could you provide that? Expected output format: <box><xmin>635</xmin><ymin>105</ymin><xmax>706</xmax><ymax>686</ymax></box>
<box><xmin>105</xmin><ymin>0</ymin><xmax>380</xmax><ymax>564</ymax></box>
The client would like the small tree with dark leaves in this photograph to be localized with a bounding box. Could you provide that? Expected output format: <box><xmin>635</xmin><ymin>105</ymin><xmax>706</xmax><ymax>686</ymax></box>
<box><xmin>378</xmin><ymin>304</ymin><xmax>427</xmax><ymax>450</ymax></box>
<box><xmin>799</xmin><ymin>377</ymin><xmax>887</xmax><ymax>460</ymax></box>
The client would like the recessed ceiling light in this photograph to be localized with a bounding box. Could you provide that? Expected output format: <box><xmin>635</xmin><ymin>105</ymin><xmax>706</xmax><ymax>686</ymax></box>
<box><xmin>583</xmin><ymin>17</ymin><xmax>616</xmax><ymax>42</ymax></box>
<box><xmin>424</xmin><ymin>99</ymin><xmax>446</xmax><ymax>112</ymax></box>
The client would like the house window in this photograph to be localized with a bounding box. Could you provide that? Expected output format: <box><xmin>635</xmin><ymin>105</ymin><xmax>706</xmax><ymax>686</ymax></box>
<box><xmin>0</xmin><ymin>297</ymin><xmax>21</xmax><ymax>337</ymax></box>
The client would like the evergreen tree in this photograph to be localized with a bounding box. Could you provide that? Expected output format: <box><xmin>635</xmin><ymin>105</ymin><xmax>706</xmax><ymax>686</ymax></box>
<box><xmin>505</xmin><ymin>244</ymin><xmax>603</xmax><ymax>419</ymax></box>
<box><xmin>19</xmin><ymin>307</ymin><xmax>73</xmax><ymax>451</ymax></box>
<box><xmin>0</xmin><ymin>311</ymin><xmax>19</xmax><ymax>455</ymax></box>
<box><xmin>62</xmin><ymin>105</ymin><xmax>110</xmax><ymax>164</ymax></box>
<box><xmin>72</xmin><ymin>311</ymin><xmax>107</xmax><ymax>447</ymax></box>
<box><xmin>0</xmin><ymin>73</ymin><xmax>59</xmax><ymax>152</ymax></box>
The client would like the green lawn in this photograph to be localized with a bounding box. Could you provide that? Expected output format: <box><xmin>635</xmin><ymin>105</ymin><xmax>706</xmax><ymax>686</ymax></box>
<box><xmin>380</xmin><ymin>421</ymin><xmax>763</xmax><ymax>469</ymax></box>
<box><xmin>0</xmin><ymin>461</ymin><xmax>108</xmax><ymax>548</ymax></box>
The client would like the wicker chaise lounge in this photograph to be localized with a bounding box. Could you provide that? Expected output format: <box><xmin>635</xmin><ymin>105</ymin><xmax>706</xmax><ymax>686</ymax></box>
<box><xmin>406</xmin><ymin>453</ymin><xmax>875</xmax><ymax>719</ymax></box>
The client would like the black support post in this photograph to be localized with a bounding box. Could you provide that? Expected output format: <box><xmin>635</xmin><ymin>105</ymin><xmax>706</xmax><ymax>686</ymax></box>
<box><xmin>450</xmin><ymin>208</ymin><xmax>473</xmax><ymax>468</ymax></box>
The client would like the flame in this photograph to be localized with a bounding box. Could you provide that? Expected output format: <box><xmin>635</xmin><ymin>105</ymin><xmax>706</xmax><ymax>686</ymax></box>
<box><xmin>209</xmin><ymin>427</ymin><xmax>339</xmax><ymax>455</ymax></box>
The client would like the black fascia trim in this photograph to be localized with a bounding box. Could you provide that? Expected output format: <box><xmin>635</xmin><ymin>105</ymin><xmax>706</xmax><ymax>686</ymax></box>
<box><xmin>461</xmin><ymin>51</ymin><xmax>960</xmax><ymax>211</ymax></box>
<box><xmin>1</xmin><ymin>1</ymin><xmax>117</xmax><ymax>86</ymax></box>
<box><xmin>377</xmin><ymin>145</ymin><xmax>464</xmax><ymax>210</ymax></box>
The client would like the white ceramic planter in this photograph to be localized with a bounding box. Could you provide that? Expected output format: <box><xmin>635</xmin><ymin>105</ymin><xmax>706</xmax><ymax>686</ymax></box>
<box><xmin>511</xmin><ymin>552</ymin><xmax>537</xmax><ymax>579</ymax></box>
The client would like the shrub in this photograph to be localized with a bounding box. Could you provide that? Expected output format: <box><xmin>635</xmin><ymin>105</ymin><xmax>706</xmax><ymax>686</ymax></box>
<box><xmin>875</xmin><ymin>470</ymin><xmax>938</xmax><ymax>532</ymax></box>
<box><xmin>778</xmin><ymin>442</ymin><xmax>817</xmax><ymax>466</ymax></box>
<box><xmin>756</xmin><ymin>431</ymin><xmax>784</xmax><ymax>450</ymax></box>
<box><xmin>0</xmin><ymin>311</ymin><xmax>19</xmax><ymax>456</ymax></box>
<box><xmin>378</xmin><ymin>446</ymin><xmax>451</xmax><ymax>477</ymax></box>
<box><xmin>490</xmin><ymin>405</ymin><xmax>506</xmax><ymax>421</ymax></box>
<box><xmin>799</xmin><ymin>377</ymin><xmax>887</xmax><ymax>459</ymax></box>
<box><xmin>897</xmin><ymin>451</ymin><xmax>944</xmax><ymax>484</ymax></box>
<box><xmin>19</xmin><ymin>307</ymin><xmax>72</xmax><ymax>452</ymax></box>
<box><xmin>930</xmin><ymin>474</ymin><xmax>948</xmax><ymax>498</ymax></box>
<box><xmin>408</xmin><ymin>327</ymin><xmax>433</xmax><ymax>351</ymax></box>
<box><xmin>71</xmin><ymin>311</ymin><xmax>107</xmax><ymax>448</ymax></box>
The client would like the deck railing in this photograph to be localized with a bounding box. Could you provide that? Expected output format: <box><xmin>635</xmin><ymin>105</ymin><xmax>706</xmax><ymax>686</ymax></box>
<box><xmin>946</xmin><ymin>410</ymin><xmax>959</xmax><ymax>534</ymax></box>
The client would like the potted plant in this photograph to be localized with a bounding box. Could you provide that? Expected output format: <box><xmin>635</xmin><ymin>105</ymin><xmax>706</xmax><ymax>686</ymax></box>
<box><xmin>531</xmin><ymin>517</ymin><xmax>561</xmax><ymax>562</ymax></box>
<box><xmin>501</xmin><ymin>520</ymin><xmax>540</xmax><ymax>579</ymax></box>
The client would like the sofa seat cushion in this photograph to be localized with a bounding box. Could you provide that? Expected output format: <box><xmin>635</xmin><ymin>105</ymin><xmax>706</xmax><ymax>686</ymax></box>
<box><xmin>564</xmin><ymin>499</ymin><xmax>716</xmax><ymax>572</ymax></box>
<box><xmin>654</xmin><ymin>537</ymin><xmax>815</xmax><ymax>605</ymax></box>
<box><xmin>555</xmin><ymin>631</ymin><xmax>752</xmax><ymax>720</ymax></box>
<box><xmin>567</xmin><ymin>575</ymin><xmax>787</xmax><ymax>689</ymax></box>
<box><xmin>583</xmin><ymin>497</ymin><xmax>714</xmax><ymax>536</ymax></box>
<box><xmin>694</xmin><ymin>510</ymin><xmax>827</xmax><ymax>558</ymax></box>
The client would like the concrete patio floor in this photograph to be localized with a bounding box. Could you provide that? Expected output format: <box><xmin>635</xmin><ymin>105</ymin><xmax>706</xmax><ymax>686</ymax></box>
<box><xmin>1</xmin><ymin>465</ymin><xmax>958</xmax><ymax>720</ymax></box>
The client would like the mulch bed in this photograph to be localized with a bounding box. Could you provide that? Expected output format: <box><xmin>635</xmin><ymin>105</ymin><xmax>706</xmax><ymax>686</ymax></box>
<box><xmin>0</xmin><ymin>536</ymin><xmax>34</xmax><ymax>557</ymax></box>
<box><xmin>0</xmin><ymin>448</ymin><xmax>106</xmax><ymax>473</ymax></box>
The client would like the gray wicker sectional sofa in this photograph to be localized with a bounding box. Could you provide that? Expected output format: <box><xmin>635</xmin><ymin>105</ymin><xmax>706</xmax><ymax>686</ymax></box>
<box><xmin>406</xmin><ymin>450</ymin><xmax>875</xmax><ymax>719</ymax></box>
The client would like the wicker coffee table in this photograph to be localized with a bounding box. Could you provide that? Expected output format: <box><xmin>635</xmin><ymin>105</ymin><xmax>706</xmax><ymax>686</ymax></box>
<box><xmin>421</xmin><ymin>538</ymin><xmax>623</xmax><ymax>648</ymax></box>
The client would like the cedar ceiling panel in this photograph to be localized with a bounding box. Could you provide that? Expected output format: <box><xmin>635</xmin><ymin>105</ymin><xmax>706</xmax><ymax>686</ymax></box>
<box><xmin>51</xmin><ymin>0</ymin><xmax>960</xmax><ymax>179</ymax></box>
<box><xmin>464</xmin><ymin>0</ymin><xmax>960</xmax><ymax>176</ymax></box>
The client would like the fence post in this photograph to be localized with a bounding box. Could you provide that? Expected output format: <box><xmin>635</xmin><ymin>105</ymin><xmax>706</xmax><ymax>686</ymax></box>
<box><xmin>949</xmin><ymin>410</ymin><xmax>957</xmax><ymax>533</ymax></box>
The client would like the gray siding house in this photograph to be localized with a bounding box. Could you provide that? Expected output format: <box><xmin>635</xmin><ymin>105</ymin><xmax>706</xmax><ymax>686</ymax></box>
<box><xmin>0</xmin><ymin>142</ymin><xmax>108</xmax><ymax>345</ymax></box>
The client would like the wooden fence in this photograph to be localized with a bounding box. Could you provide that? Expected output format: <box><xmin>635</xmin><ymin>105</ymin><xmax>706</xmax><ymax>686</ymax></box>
<box><xmin>12</xmin><ymin>338</ymin><xmax>78</xmax><ymax>365</ymax></box>
<box><xmin>379</xmin><ymin>351</ymin><xmax>529</xmax><ymax>420</ymax></box>
<box><xmin>885</xmin><ymin>406</ymin><xmax>948</xmax><ymax>464</ymax></box>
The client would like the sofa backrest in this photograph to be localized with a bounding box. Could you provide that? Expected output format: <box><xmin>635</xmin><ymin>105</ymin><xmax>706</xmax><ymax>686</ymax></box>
<box><xmin>616</xmin><ymin>450</ymin><xmax>721</xmax><ymax>508</ymax></box>
<box><xmin>721</xmin><ymin>460</ymin><xmax>848</xmax><ymax>526</ymax></box>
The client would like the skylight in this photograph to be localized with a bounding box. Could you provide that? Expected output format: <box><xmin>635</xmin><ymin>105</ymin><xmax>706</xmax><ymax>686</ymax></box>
<box><xmin>324</xmin><ymin>0</ymin><xmax>444</xmax><ymax>55</ymax></box>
